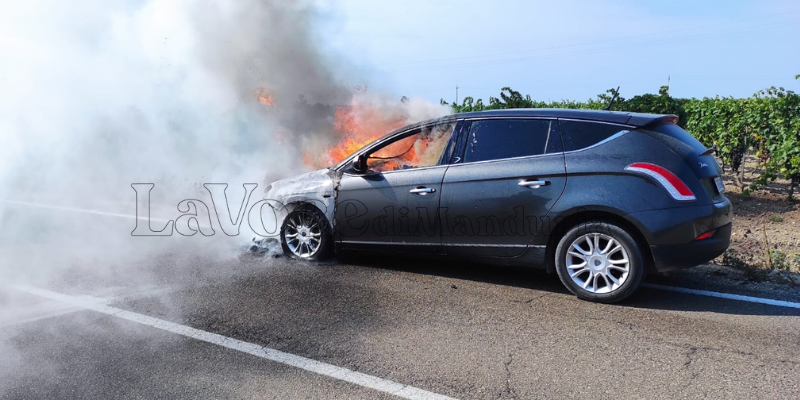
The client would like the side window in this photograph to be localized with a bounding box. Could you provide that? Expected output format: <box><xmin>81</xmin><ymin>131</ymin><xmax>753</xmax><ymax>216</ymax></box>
<box><xmin>367</xmin><ymin>123</ymin><xmax>455</xmax><ymax>173</ymax></box>
<box><xmin>463</xmin><ymin>119</ymin><xmax>553</xmax><ymax>163</ymax></box>
<box><xmin>559</xmin><ymin>120</ymin><xmax>628</xmax><ymax>152</ymax></box>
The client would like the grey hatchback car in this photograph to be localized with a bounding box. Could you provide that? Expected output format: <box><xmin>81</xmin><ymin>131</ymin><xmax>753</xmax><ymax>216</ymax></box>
<box><xmin>253</xmin><ymin>109</ymin><xmax>732</xmax><ymax>303</ymax></box>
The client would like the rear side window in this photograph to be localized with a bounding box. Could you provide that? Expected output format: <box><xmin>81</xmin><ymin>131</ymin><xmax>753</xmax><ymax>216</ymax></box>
<box><xmin>559</xmin><ymin>120</ymin><xmax>627</xmax><ymax>151</ymax></box>
<box><xmin>463</xmin><ymin>119</ymin><xmax>554</xmax><ymax>163</ymax></box>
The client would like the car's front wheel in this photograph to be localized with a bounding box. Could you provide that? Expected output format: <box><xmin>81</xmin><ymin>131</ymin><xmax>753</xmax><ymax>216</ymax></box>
<box><xmin>280</xmin><ymin>205</ymin><xmax>333</xmax><ymax>261</ymax></box>
<box><xmin>554</xmin><ymin>221</ymin><xmax>644</xmax><ymax>303</ymax></box>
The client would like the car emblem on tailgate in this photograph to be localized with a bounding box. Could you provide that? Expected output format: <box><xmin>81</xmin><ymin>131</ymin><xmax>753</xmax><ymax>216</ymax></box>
<box><xmin>699</xmin><ymin>162</ymin><xmax>708</xmax><ymax>168</ymax></box>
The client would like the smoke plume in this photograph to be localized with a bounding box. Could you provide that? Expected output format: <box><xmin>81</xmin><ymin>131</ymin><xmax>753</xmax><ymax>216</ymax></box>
<box><xmin>0</xmin><ymin>2</ymin><xmax>451</xmax><ymax>393</ymax></box>
<box><xmin>0</xmin><ymin>0</ymin><xmax>450</xmax><ymax>286</ymax></box>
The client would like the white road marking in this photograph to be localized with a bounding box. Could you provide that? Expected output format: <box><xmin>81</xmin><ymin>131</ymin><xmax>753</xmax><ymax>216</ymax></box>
<box><xmin>0</xmin><ymin>199</ymin><xmax>223</xmax><ymax>232</ymax></box>
<box><xmin>0</xmin><ymin>199</ymin><xmax>170</xmax><ymax>222</ymax></box>
<box><xmin>0</xmin><ymin>301</ymin><xmax>83</xmax><ymax>327</ymax></box>
<box><xmin>88</xmin><ymin>284</ymin><xmax>187</xmax><ymax>302</ymax></box>
<box><xmin>11</xmin><ymin>284</ymin><xmax>458</xmax><ymax>400</ymax></box>
<box><xmin>643</xmin><ymin>283</ymin><xmax>800</xmax><ymax>309</ymax></box>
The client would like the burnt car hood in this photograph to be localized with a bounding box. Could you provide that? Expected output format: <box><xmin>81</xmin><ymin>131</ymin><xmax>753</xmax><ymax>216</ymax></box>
<box><xmin>264</xmin><ymin>168</ymin><xmax>336</xmax><ymax>213</ymax></box>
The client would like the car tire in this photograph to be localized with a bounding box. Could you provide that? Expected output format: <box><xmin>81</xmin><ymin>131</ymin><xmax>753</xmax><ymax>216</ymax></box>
<box><xmin>554</xmin><ymin>221</ymin><xmax>644</xmax><ymax>303</ymax></box>
<box><xmin>280</xmin><ymin>205</ymin><xmax>333</xmax><ymax>261</ymax></box>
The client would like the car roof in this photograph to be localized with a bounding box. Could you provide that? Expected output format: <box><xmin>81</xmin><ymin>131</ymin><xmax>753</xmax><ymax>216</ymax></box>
<box><xmin>452</xmin><ymin>108</ymin><xmax>675</xmax><ymax>127</ymax></box>
<box><xmin>332</xmin><ymin>108</ymin><xmax>676</xmax><ymax>170</ymax></box>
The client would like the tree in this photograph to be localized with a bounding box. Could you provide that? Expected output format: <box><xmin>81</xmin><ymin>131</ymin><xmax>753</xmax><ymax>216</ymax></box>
<box><xmin>624</xmin><ymin>86</ymin><xmax>688</xmax><ymax>126</ymax></box>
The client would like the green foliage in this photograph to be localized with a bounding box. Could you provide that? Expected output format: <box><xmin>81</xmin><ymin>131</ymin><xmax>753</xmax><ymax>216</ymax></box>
<box><xmin>446</xmin><ymin>86</ymin><xmax>606</xmax><ymax>113</ymax></box>
<box><xmin>684</xmin><ymin>97</ymin><xmax>750</xmax><ymax>186</ymax></box>
<box><xmin>769</xmin><ymin>249</ymin><xmax>789</xmax><ymax>270</ymax></box>
<box><xmin>624</xmin><ymin>86</ymin><xmax>688</xmax><ymax>126</ymax></box>
<box><xmin>727</xmin><ymin>88</ymin><xmax>800</xmax><ymax>198</ymax></box>
<box><xmin>452</xmin><ymin>82</ymin><xmax>800</xmax><ymax>199</ymax></box>
<box><xmin>722</xmin><ymin>248</ymin><xmax>749</xmax><ymax>269</ymax></box>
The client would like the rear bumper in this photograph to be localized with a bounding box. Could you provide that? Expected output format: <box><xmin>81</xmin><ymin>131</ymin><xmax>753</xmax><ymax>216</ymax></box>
<box><xmin>626</xmin><ymin>198</ymin><xmax>732</xmax><ymax>272</ymax></box>
<box><xmin>649</xmin><ymin>222</ymin><xmax>731</xmax><ymax>272</ymax></box>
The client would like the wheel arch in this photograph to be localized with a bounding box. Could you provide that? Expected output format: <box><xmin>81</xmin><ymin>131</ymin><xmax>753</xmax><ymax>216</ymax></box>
<box><xmin>544</xmin><ymin>208</ymin><xmax>656</xmax><ymax>274</ymax></box>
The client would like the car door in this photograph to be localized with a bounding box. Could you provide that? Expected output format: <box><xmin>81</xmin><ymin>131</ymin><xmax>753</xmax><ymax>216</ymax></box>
<box><xmin>334</xmin><ymin>122</ymin><xmax>460</xmax><ymax>254</ymax></box>
<box><xmin>439</xmin><ymin>118</ymin><xmax>567</xmax><ymax>257</ymax></box>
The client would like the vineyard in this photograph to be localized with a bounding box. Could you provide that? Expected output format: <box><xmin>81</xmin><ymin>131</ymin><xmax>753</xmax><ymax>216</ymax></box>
<box><xmin>443</xmin><ymin>78</ymin><xmax>800</xmax><ymax>200</ymax></box>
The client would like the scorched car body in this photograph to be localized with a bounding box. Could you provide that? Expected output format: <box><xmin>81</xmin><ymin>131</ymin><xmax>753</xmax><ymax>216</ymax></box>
<box><xmin>251</xmin><ymin>109</ymin><xmax>732</xmax><ymax>303</ymax></box>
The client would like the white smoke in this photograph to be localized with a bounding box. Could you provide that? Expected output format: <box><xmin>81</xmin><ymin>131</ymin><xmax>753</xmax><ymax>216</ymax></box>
<box><xmin>0</xmin><ymin>3</ymin><xmax>451</xmax><ymax>392</ymax></box>
<box><xmin>1</xmin><ymin>0</ymin><xmax>345</xmax><ymax>198</ymax></box>
<box><xmin>0</xmin><ymin>0</ymin><xmax>449</xmax><ymax>285</ymax></box>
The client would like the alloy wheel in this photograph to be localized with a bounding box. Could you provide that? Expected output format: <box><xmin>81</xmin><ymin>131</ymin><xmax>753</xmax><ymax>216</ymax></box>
<box><xmin>283</xmin><ymin>210</ymin><xmax>323</xmax><ymax>258</ymax></box>
<box><xmin>565</xmin><ymin>233</ymin><xmax>630</xmax><ymax>294</ymax></box>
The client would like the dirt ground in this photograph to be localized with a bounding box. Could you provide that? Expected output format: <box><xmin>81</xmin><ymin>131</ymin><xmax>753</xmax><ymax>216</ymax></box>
<box><xmin>715</xmin><ymin>155</ymin><xmax>800</xmax><ymax>276</ymax></box>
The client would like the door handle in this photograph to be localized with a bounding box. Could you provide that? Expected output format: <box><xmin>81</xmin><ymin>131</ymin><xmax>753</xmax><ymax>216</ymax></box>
<box><xmin>518</xmin><ymin>179</ymin><xmax>549</xmax><ymax>189</ymax></box>
<box><xmin>409</xmin><ymin>187</ymin><xmax>436</xmax><ymax>195</ymax></box>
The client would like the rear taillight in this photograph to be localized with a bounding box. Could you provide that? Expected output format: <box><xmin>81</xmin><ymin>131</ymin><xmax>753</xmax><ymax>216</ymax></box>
<box><xmin>625</xmin><ymin>162</ymin><xmax>696</xmax><ymax>201</ymax></box>
<box><xmin>694</xmin><ymin>229</ymin><xmax>716</xmax><ymax>241</ymax></box>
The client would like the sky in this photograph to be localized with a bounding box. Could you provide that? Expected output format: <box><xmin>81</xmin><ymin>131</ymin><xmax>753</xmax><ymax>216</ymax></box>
<box><xmin>326</xmin><ymin>0</ymin><xmax>800</xmax><ymax>104</ymax></box>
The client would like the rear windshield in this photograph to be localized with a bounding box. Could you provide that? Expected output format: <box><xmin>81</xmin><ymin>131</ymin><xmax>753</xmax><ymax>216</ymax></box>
<box><xmin>649</xmin><ymin>123</ymin><xmax>706</xmax><ymax>154</ymax></box>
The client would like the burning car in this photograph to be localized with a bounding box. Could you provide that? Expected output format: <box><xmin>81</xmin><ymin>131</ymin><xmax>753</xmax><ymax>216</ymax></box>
<box><xmin>251</xmin><ymin>109</ymin><xmax>732</xmax><ymax>303</ymax></box>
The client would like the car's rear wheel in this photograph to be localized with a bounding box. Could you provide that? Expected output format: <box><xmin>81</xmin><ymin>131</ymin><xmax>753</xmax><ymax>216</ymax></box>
<box><xmin>280</xmin><ymin>205</ymin><xmax>333</xmax><ymax>261</ymax></box>
<box><xmin>555</xmin><ymin>221</ymin><xmax>644</xmax><ymax>303</ymax></box>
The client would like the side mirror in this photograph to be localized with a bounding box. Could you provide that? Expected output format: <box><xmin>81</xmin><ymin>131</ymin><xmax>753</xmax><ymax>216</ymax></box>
<box><xmin>351</xmin><ymin>155</ymin><xmax>367</xmax><ymax>173</ymax></box>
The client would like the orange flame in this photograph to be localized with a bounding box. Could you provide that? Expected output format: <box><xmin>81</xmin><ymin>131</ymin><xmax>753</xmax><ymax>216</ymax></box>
<box><xmin>313</xmin><ymin>102</ymin><xmax>410</xmax><ymax>168</ymax></box>
<box><xmin>253</xmin><ymin>90</ymin><xmax>441</xmax><ymax>170</ymax></box>
<box><xmin>256</xmin><ymin>88</ymin><xmax>274</xmax><ymax>106</ymax></box>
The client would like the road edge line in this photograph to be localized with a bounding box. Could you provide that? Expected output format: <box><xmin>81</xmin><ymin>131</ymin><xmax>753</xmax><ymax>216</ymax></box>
<box><xmin>643</xmin><ymin>283</ymin><xmax>800</xmax><ymax>309</ymax></box>
<box><xmin>11</xmin><ymin>284</ymin><xmax>458</xmax><ymax>400</ymax></box>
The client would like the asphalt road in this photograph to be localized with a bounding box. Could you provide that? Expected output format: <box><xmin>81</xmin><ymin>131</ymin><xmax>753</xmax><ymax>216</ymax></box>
<box><xmin>2</xmin><ymin>252</ymin><xmax>798</xmax><ymax>400</ymax></box>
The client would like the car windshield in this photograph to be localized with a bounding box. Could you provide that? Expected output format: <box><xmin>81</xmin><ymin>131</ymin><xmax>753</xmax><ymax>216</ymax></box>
<box><xmin>365</xmin><ymin>123</ymin><xmax>454</xmax><ymax>173</ymax></box>
<box><xmin>333</xmin><ymin>122</ymin><xmax>455</xmax><ymax>171</ymax></box>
